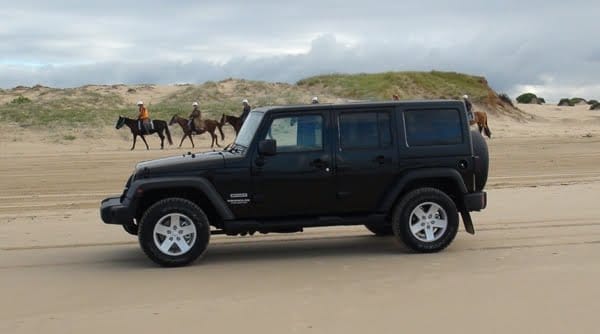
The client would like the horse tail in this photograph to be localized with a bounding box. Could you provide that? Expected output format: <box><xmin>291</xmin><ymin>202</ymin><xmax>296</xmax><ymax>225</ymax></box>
<box><xmin>165</xmin><ymin>123</ymin><xmax>173</xmax><ymax>145</ymax></box>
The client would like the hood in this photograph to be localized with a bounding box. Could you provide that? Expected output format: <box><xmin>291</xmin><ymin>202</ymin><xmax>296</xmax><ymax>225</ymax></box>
<box><xmin>135</xmin><ymin>151</ymin><xmax>225</xmax><ymax>177</ymax></box>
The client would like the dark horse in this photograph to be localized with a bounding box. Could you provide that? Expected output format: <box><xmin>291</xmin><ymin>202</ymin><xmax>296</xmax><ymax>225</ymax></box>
<box><xmin>116</xmin><ymin>116</ymin><xmax>173</xmax><ymax>150</ymax></box>
<box><xmin>169</xmin><ymin>115</ymin><xmax>225</xmax><ymax>148</ymax></box>
<box><xmin>220</xmin><ymin>114</ymin><xmax>243</xmax><ymax>135</ymax></box>
<box><xmin>469</xmin><ymin>111</ymin><xmax>492</xmax><ymax>138</ymax></box>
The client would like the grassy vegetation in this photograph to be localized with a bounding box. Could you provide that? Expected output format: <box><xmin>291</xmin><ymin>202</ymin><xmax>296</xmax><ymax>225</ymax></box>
<box><xmin>0</xmin><ymin>89</ymin><xmax>129</xmax><ymax>127</ymax></box>
<box><xmin>590</xmin><ymin>102</ymin><xmax>600</xmax><ymax>110</ymax></box>
<box><xmin>297</xmin><ymin>71</ymin><xmax>490</xmax><ymax>101</ymax></box>
<box><xmin>1</xmin><ymin>71</ymin><xmax>507</xmax><ymax>129</ymax></box>
<box><xmin>498</xmin><ymin>93</ymin><xmax>514</xmax><ymax>107</ymax></box>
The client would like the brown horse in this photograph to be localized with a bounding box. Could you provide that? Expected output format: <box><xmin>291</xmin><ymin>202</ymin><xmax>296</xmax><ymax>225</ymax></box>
<box><xmin>469</xmin><ymin>111</ymin><xmax>492</xmax><ymax>138</ymax></box>
<box><xmin>392</xmin><ymin>94</ymin><xmax>400</xmax><ymax>100</ymax></box>
<box><xmin>221</xmin><ymin>114</ymin><xmax>243</xmax><ymax>135</ymax></box>
<box><xmin>169</xmin><ymin>115</ymin><xmax>225</xmax><ymax>148</ymax></box>
<box><xmin>116</xmin><ymin>116</ymin><xmax>172</xmax><ymax>150</ymax></box>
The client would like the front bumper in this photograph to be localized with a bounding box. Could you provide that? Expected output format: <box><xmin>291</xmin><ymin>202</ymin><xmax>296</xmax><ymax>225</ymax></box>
<box><xmin>463</xmin><ymin>192</ymin><xmax>487</xmax><ymax>211</ymax></box>
<box><xmin>100</xmin><ymin>197</ymin><xmax>134</xmax><ymax>225</ymax></box>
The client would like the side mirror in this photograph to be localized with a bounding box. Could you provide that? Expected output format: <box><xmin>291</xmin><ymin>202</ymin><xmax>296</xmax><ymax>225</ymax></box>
<box><xmin>258</xmin><ymin>139</ymin><xmax>277</xmax><ymax>156</ymax></box>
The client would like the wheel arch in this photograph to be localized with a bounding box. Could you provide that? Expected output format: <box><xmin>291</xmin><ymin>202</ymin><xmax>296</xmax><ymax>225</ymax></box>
<box><xmin>380</xmin><ymin>168</ymin><xmax>468</xmax><ymax>214</ymax></box>
<box><xmin>129</xmin><ymin>177</ymin><xmax>234</xmax><ymax>229</ymax></box>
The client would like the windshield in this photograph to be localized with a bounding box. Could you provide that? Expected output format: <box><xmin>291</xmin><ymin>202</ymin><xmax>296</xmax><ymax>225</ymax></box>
<box><xmin>234</xmin><ymin>111</ymin><xmax>264</xmax><ymax>148</ymax></box>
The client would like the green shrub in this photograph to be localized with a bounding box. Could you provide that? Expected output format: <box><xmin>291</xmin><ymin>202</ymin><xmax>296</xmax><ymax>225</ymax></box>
<box><xmin>10</xmin><ymin>95</ymin><xmax>31</xmax><ymax>104</ymax></box>
<box><xmin>516</xmin><ymin>93</ymin><xmax>542</xmax><ymax>104</ymax></box>
<box><xmin>587</xmin><ymin>99</ymin><xmax>598</xmax><ymax>105</ymax></box>
<box><xmin>558</xmin><ymin>98</ymin><xmax>574</xmax><ymax>106</ymax></box>
<box><xmin>569</xmin><ymin>97</ymin><xmax>587</xmax><ymax>105</ymax></box>
<box><xmin>590</xmin><ymin>102</ymin><xmax>600</xmax><ymax>110</ymax></box>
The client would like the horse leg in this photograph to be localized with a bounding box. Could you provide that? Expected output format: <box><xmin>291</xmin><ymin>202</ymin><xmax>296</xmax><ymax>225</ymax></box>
<box><xmin>140</xmin><ymin>135</ymin><xmax>149</xmax><ymax>150</ymax></box>
<box><xmin>178</xmin><ymin>133</ymin><xmax>186</xmax><ymax>148</ymax></box>
<box><xmin>189</xmin><ymin>134</ymin><xmax>195</xmax><ymax>148</ymax></box>
<box><xmin>131</xmin><ymin>134</ymin><xmax>137</xmax><ymax>150</ymax></box>
<box><xmin>210</xmin><ymin>132</ymin><xmax>216</xmax><ymax>148</ymax></box>
<box><xmin>158</xmin><ymin>132</ymin><xmax>165</xmax><ymax>149</ymax></box>
<box><xmin>214</xmin><ymin>133</ymin><xmax>221</xmax><ymax>147</ymax></box>
<box><xmin>478</xmin><ymin>123</ymin><xmax>483</xmax><ymax>134</ymax></box>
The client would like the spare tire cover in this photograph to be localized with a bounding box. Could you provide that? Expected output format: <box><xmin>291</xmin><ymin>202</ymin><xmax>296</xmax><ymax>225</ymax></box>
<box><xmin>471</xmin><ymin>130</ymin><xmax>489</xmax><ymax>191</ymax></box>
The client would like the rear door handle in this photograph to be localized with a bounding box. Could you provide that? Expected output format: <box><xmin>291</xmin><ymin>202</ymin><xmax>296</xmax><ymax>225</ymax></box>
<box><xmin>310</xmin><ymin>159</ymin><xmax>330</xmax><ymax>171</ymax></box>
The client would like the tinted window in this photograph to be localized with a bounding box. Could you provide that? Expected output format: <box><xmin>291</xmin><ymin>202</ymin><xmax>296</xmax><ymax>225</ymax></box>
<box><xmin>339</xmin><ymin>112</ymin><xmax>392</xmax><ymax>149</ymax></box>
<box><xmin>403</xmin><ymin>109</ymin><xmax>463</xmax><ymax>146</ymax></box>
<box><xmin>264</xmin><ymin>115</ymin><xmax>323</xmax><ymax>152</ymax></box>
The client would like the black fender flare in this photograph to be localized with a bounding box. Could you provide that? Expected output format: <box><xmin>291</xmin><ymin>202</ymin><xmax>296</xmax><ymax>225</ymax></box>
<box><xmin>124</xmin><ymin>177</ymin><xmax>235</xmax><ymax>220</ymax></box>
<box><xmin>379</xmin><ymin>168</ymin><xmax>468</xmax><ymax>212</ymax></box>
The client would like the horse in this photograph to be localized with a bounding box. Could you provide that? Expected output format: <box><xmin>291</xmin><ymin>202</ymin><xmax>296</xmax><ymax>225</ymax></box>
<box><xmin>115</xmin><ymin>116</ymin><xmax>173</xmax><ymax>150</ymax></box>
<box><xmin>169</xmin><ymin>115</ymin><xmax>225</xmax><ymax>148</ymax></box>
<box><xmin>221</xmin><ymin>114</ymin><xmax>243</xmax><ymax>135</ymax></box>
<box><xmin>392</xmin><ymin>94</ymin><xmax>400</xmax><ymax>100</ymax></box>
<box><xmin>469</xmin><ymin>111</ymin><xmax>492</xmax><ymax>138</ymax></box>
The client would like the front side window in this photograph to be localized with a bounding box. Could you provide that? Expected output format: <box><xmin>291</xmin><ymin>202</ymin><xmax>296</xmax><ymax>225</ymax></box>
<box><xmin>403</xmin><ymin>109</ymin><xmax>463</xmax><ymax>146</ymax></box>
<box><xmin>264</xmin><ymin>114</ymin><xmax>323</xmax><ymax>153</ymax></box>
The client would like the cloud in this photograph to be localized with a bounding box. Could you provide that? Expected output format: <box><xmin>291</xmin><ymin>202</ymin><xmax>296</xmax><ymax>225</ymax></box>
<box><xmin>1</xmin><ymin>0</ymin><xmax>599</xmax><ymax>101</ymax></box>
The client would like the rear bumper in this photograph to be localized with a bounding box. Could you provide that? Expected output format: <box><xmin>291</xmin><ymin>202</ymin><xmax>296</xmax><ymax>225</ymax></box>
<box><xmin>463</xmin><ymin>192</ymin><xmax>487</xmax><ymax>211</ymax></box>
<box><xmin>100</xmin><ymin>197</ymin><xmax>134</xmax><ymax>225</ymax></box>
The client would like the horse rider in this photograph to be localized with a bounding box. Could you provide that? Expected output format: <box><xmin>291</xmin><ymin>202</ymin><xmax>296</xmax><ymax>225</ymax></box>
<box><xmin>137</xmin><ymin>101</ymin><xmax>151</xmax><ymax>133</ymax></box>
<box><xmin>311</xmin><ymin>96</ymin><xmax>319</xmax><ymax>104</ymax></box>
<box><xmin>240</xmin><ymin>99</ymin><xmax>251</xmax><ymax>124</ymax></box>
<box><xmin>188</xmin><ymin>101</ymin><xmax>204</xmax><ymax>133</ymax></box>
<box><xmin>463</xmin><ymin>95</ymin><xmax>474</xmax><ymax>122</ymax></box>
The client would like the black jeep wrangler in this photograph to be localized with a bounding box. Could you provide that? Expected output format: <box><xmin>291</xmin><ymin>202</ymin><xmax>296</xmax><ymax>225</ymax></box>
<box><xmin>101</xmin><ymin>100</ymin><xmax>488</xmax><ymax>266</ymax></box>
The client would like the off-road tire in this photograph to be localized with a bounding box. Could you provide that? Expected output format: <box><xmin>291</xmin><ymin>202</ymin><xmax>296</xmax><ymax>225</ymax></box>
<box><xmin>122</xmin><ymin>221</ymin><xmax>138</xmax><ymax>235</ymax></box>
<box><xmin>392</xmin><ymin>188</ymin><xmax>459</xmax><ymax>253</ymax></box>
<box><xmin>138</xmin><ymin>198</ymin><xmax>210</xmax><ymax>267</ymax></box>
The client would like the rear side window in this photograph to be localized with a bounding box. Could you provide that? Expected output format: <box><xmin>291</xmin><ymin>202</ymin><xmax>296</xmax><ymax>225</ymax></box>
<box><xmin>339</xmin><ymin>111</ymin><xmax>392</xmax><ymax>149</ymax></box>
<box><xmin>403</xmin><ymin>109</ymin><xmax>463</xmax><ymax>146</ymax></box>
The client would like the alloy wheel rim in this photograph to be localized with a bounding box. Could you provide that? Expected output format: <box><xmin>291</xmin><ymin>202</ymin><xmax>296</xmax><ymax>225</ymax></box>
<box><xmin>408</xmin><ymin>202</ymin><xmax>448</xmax><ymax>242</ymax></box>
<box><xmin>153</xmin><ymin>213</ymin><xmax>197</xmax><ymax>256</ymax></box>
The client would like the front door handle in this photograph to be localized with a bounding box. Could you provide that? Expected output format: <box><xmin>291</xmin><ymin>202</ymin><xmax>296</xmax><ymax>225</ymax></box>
<box><xmin>374</xmin><ymin>155</ymin><xmax>386</xmax><ymax>165</ymax></box>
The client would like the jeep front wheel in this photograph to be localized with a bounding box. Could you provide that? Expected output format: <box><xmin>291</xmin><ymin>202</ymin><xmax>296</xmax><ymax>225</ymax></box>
<box><xmin>138</xmin><ymin>198</ymin><xmax>210</xmax><ymax>267</ymax></box>
<box><xmin>392</xmin><ymin>188</ymin><xmax>459</xmax><ymax>253</ymax></box>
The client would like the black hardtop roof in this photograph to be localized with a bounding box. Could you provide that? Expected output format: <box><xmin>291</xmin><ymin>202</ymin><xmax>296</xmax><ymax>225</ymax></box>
<box><xmin>252</xmin><ymin>99</ymin><xmax>465</xmax><ymax>113</ymax></box>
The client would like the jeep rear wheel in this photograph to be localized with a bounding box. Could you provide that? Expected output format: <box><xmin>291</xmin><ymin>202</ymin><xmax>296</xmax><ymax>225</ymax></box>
<box><xmin>138</xmin><ymin>198</ymin><xmax>210</xmax><ymax>267</ymax></box>
<box><xmin>392</xmin><ymin>188</ymin><xmax>459</xmax><ymax>253</ymax></box>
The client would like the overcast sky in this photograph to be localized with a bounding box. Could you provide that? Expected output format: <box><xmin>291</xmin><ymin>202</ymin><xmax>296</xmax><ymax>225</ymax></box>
<box><xmin>1</xmin><ymin>0</ymin><xmax>598</xmax><ymax>101</ymax></box>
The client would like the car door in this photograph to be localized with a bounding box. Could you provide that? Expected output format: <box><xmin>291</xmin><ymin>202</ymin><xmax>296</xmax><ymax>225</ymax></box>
<box><xmin>333</xmin><ymin>108</ymin><xmax>398</xmax><ymax>213</ymax></box>
<box><xmin>251</xmin><ymin>110</ymin><xmax>335</xmax><ymax>218</ymax></box>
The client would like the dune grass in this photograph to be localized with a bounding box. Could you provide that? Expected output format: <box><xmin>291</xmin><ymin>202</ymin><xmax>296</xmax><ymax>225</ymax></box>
<box><xmin>297</xmin><ymin>71</ymin><xmax>490</xmax><ymax>101</ymax></box>
<box><xmin>1</xmin><ymin>71</ymin><xmax>501</xmax><ymax>129</ymax></box>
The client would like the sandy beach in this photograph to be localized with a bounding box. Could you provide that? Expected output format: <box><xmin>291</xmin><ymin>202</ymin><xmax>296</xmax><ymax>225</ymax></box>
<box><xmin>1</xmin><ymin>103</ymin><xmax>600</xmax><ymax>333</ymax></box>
